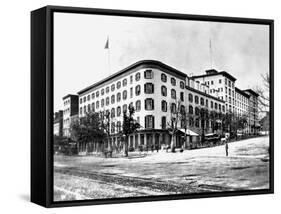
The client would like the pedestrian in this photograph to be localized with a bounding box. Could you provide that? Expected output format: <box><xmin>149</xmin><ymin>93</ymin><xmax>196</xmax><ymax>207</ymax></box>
<box><xmin>225</xmin><ymin>141</ymin><xmax>229</xmax><ymax>156</ymax></box>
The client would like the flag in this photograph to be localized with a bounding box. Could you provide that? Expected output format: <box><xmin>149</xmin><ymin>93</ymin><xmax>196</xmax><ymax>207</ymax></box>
<box><xmin>104</xmin><ymin>37</ymin><xmax>109</xmax><ymax>49</ymax></box>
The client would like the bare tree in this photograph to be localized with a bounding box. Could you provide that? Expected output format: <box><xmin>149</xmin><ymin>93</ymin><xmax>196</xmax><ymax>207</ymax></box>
<box><xmin>167</xmin><ymin>100</ymin><xmax>182</xmax><ymax>152</ymax></box>
<box><xmin>255</xmin><ymin>73</ymin><xmax>270</xmax><ymax>113</ymax></box>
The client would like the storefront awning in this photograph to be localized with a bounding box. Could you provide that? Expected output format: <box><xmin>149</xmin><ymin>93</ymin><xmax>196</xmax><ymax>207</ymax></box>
<box><xmin>178</xmin><ymin>129</ymin><xmax>199</xmax><ymax>136</ymax></box>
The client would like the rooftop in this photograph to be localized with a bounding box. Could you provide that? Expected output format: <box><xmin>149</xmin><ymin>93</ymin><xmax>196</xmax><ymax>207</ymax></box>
<box><xmin>243</xmin><ymin>89</ymin><xmax>259</xmax><ymax>97</ymax></box>
<box><xmin>191</xmin><ymin>69</ymin><xmax>237</xmax><ymax>82</ymax></box>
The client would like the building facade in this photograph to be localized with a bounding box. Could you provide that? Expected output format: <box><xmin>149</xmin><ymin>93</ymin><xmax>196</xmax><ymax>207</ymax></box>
<box><xmin>76</xmin><ymin>60</ymin><xmax>225</xmax><ymax>152</ymax></box>
<box><xmin>53</xmin><ymin>110</ymin><xmax>63</xmax><ymax>137</ymax></box>
<box><xmin>62</xmin><ymin>94</ymin><xmax>79</xmax><ymax>137</ymax></box>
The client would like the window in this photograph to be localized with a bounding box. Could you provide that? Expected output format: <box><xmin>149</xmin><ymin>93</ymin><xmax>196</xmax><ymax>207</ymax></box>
<box><xmin>130</xmin><ymin>87</ymin><xmax>133</xmax><ymax>98</ymax></box>
<box><xmin>229</xmin><ymin>89</ymin><xmax>231</xmax><ymax>95</ymax></box>
<box><xmin>105</xmin><ymin>97</ymin><xmax>109</xmax><ymax>106</ymax></box>
<box><xmin>189</xmin><ymin>93</ymin><xmax>193</xmax><ymax>102</ymax></box>
<box><xmin>117</xmin><ymin>92</ymin><xmax>121</xmax><ymax>102</ymax></box>
<box><xmin>117</xmin><ymin>121</ymin><xmax>121</xmax><ymax>132</ymax></box>
<box><xmin>101</xmin><ymin>99</ymin><xmax>105</xmax><ymax>107</ymax></box>
<box><xmin>200</xmin><ymin>97</ymin><xmax>204</xmax><ymax>106</ymax></box>
<box><xmin>130</xmin><ymin>75</ymin><xmax>133</xmax><ymax>84</ymax></box>
<box><xmin>145</xmin><ymin>115</ymin><xmax>154</xmax><ymax>129</ymax></box>
<box><xmin>180</xmin><ymin>81</ymin><xmax>185</xmax><ymax>89</ymax></box>
<box><xmin>161</xmin><ymin>73</ymin><xmax>167</xmax><ymax>82</ymax></box>
<box><xmin>117</xmin><ymin>81</ymin><xmax>121</xmax><ymax>89</ymax></box>
<box><xmin>106</xmin><ymin>87</ymin><xmax>109</xmax><ymax>93</ymax></box>
<box><xmin>225</xmin><ymin>78</ymin><xmax>227</xmax><ymax>85</ymax></box>
<box><xmin>135</xmin><ymin>72</ymin><xmax>140</xmax><ymax>81</ymax></box>
<box><xmin>96</xmin><ymin>91</ymin><xmax>99</xmax><ymax>98</ymax></box>
<box><xmin>180</xmin><ymin>92</ymin><xmax>184</xmax><ymax>102</ymax></box>
<box><xmin>80</xmin><ymin>98</ymin><xmax>82</xmax><ymax>104</ymax></box>
<box><xmin>111</xmin><ymin>108</ymin><xmax>115</xmax><ymax>118</ymax></box>
<box><xmin>144</xmin><ymin>83</ymin><xmax>154</xmax><ymax>94</ymax></box>
<box><xmin>96</xmin><ymin>101</ymin><xmax>99</xmax><ymax>109</ymax></box>
<box><xmin>135</xmin><ymin>85</ymin><xmax>141</xmax><ymax>96</ymax></box>
<box><xmin>92</xmin><ymin>93</ymin><xmax>95</xmax><ymax>99</ymax></box>
<box><xmin>161</xmin><ymin>86</ymin><xmax>167</xmax><ymax>96</ymax></box>
<box><xmin>180</xmin><ymin>105</ymin><xmax>185</xmax><ymax>114</ymax></box>
<box><xmin>111</xmin><ymin>84</ymin><xmax>115</xmax><ymax>92</ymax></box>
<box><xmin>92</xmin><ymin>103</ymin><xmax>95</xmax><ymax>112</ymax></box>
<box><xmin>219</xmin><ymin>104</ymin><xmax>221</xmax><ymax>111</ymax></box>
<box><xmin>135</xmin><ymin>100</ymin><xmax>141</xmax><ymax>111</ymax></box>
<box><xmin>83</xmin><ymin>106</ymin><xmax>86</xmax><ymax>114</ymax></box>
<box><xmin>211</xmin><ymin>80</ymin><xmax>214</xmax><ymax>85</ymax></box>
<box><xmin>87</xmin><ymin>95</ymin><xmax>90</xmax><ymax>101</ymax></box>
<box><xmin>111</xmin><ymin>95</ymin><xmax>115</xmax><ymax>104</ymax></box>
<box><xmin>219</xmin><ymin>79</ymin><xmax>222</xmax><ymax>84</ymax></box>
<box><xmin>101</xmin><ymin>89</ymin><xmax>104</xmax><ymax>95</ymax></box>
<box><xmin>228</xmin><ymin>80</ymin><xmax>231</xmax><ymax>87</ymax></box>
<box><xmin>80</xmin><ymin>107</ymin><xmax>82</xmax><ymax>115</ymax></box>
<box><xmin>145</xmin><ymin>98</ymin><xmax>154</xmax><ymax>110</ymax></box>
<box><xmin>206</xmin><ymin>99</ymin><xmax>209</xmax><ymax>107</ymax></box>
<box><xmin>111</xmin><ymin>122</ymin><xmax>115</xmax><ymax>133</ymax></box>
<box><xmin>189</xmin><ymin>105</ymin><xmax>193</xmax><ymax>114</ymax></box>
<box><xmin>161</xmin><ymin>100</ymin><xmax>167</xmax><ymax>112</ymax></box>
<box><xmin>122</xmin><ymin>78</ymin><xmax>127</xmax><ymax>86</ymax></box>
<box><xmin>144</xmin><ymin>70</ymin><xmax>153</xmax><ymax>79</ymax></box>
<box><xmin>215</xmin><ymin>103</ymin><xmax>218</xmax><ymax>110</ymax></box>
<box><xmin>195</xmin><ymin>118</ymin><xmax>199</xmax><ymax>127</ymax></box>
<box><xmin>117</xmin><ymin>106</ymin><xmax>121</xmax><ymax>116</ymax></box>
<box><xmin>171</xmin><ymin>77</ymin><xmax>176</xmax><ymax>86</ymax></box>
<box><xmin>195</xmin><ymin>96</ymin><xmax>199</xmax><ymax>104</ymax></box>
<box><xmin>161</xmin><ymin>116</ymin><xmax>166</xmax><ymax>129</ymax></box>
<box><xmin>211</xmin><ymin>101</ymin><xmax>213</xmax><ymax>109</ymax></box>
<box><xmin>123</xmin><ymin>104</ymin><xmax>127</xmax><ymax>113</ymax></box>
<box><xmin>195</xmin><ymin>107</ymin><xmax>199</xmax><ymax>116</ymax></box>
<box><xmin>171</xmin><ymin>89</ymin><xmax>176</xmax><ymax>99</ymax></box>
<box><xmin>123</xmin><ymin>90</ymin><xmax>127</xmax><ymax>100</ymax></box>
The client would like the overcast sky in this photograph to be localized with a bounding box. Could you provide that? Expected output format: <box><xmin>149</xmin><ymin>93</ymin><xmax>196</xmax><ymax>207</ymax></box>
<box><xmin>54</xmin><ymin>12</ymin><xmax>269</xmax><ymax>112</ymax></box>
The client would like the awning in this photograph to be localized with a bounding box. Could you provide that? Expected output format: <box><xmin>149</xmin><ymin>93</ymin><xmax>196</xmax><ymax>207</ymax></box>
<box><xmin>178</xmin><ymin>129</ymin><xmax>199</xmax><ymax>136</ymax></box>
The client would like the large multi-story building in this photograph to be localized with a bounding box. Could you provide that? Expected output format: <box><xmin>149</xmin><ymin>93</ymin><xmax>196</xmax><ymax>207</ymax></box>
<box><xmin>76</xmin><ymin>60</ymin><xmax>225</xmax><ymax>151</ymax></box>
<box><xmin>60</xmin><ymin>60</ymin><xmax>259</xmax><ymax>152</ymax></box>
<box><xmin>53</xmin><ymin>110</ymin><xmax>63</xmax><ymax>137</ymax></box>
<box><xmin>62</xmin><ymin>94</ymin><xmax>79</xmax><ymax>137</ymax></box>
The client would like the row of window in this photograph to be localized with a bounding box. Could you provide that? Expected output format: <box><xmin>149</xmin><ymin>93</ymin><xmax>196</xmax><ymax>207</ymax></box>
<box><xmin>188</xmin><ymin>93</ymin><xmax>225</xmax><ymax>111</ymax></box>
<box><xmin>161</xmin><ymin>73</ymin><xmax>185</xmax><ymax>89</ymax></box>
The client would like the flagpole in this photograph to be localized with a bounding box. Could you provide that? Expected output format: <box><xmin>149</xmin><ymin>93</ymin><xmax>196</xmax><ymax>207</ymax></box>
<box><xmin>106</xmin><ymin>36</ymin><xmax>111</xmax><ymax>75</ymax></box>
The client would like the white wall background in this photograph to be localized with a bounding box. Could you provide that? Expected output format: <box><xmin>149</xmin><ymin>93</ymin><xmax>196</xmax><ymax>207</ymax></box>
<box><xmin>0</xmin><ymin>0</ymin><xmax>279</xmax><ymax>213</ymax></box>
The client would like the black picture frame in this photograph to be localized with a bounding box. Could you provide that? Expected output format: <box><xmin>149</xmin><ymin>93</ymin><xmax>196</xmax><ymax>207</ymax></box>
<box><xmin>31</xmin><ymin>5</ymin><xmax>274</xmax><ymax>208</ymax></box>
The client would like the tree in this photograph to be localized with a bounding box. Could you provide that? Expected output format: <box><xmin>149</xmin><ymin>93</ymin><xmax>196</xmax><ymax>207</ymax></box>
<box><xmin>255</xmin><ymin>73</ymin><xmax>269</xmax><ymax>113</ymax></box>
<box><xmin>167</xmin><ymin>100</ymin><xmax>182</xmax><ymax>152</ymax></box>
<box><xmin>122</xmin><ymin>105</ymin><xmax>140</xmax><ymax>157</ymax></box>
<box><xmin>199</xmin><ymin>108</ymin><xmax>209</xmax><ymax>144</ymax></box>
<box><xmin>70</xmin><ymin>112</ymin><xmax>106</xmax><ymax>153</ymax></box>
<box><xmin>100</xmin><ymin>110</ymin><xmax>112</xmax><ymax>152</ymax></box>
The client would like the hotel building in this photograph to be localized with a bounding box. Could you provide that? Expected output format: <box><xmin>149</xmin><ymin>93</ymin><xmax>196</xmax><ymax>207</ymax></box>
<box><xmin>53</xmin><ymin>110</ymin><xmax>63</xmax><ymax>137</ymax></box>
<box><xmin>75</xmin><ymin>60</ymin><xmax>225</xmax><ymax>151</ymax></box>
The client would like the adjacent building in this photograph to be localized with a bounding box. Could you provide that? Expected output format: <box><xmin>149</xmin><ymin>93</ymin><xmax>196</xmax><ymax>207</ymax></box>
<box><xmin>53</xmin><ymin>110</ymin><xmax>63</xmax><ymax>137</ymax></box>
<box><xmin>62</xmin><ymin>94</ymin><xmax>79</xmax><ymax>137</ymax></box>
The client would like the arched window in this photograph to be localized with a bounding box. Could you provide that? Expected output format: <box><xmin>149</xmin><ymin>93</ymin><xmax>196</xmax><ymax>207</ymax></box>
<box><xmin>180</xmin><ymin>92</ymin><xmax>184</xmax><ymax>102</ymax></box>
<box><xmin>135</xmin><ymin>100</ymin><xmax>141</xmax><ymax>111</ymax></box>
<box><xmin>117</xmin><ymin>106</ymin><xmax>121</xmax><ymax>116</ymax></box>
<box><xmin>106</xmin><ymin>97</ymin><xmax>109</xmax><ymax>106</ymax></box>
<box><xmin>91</xmin><ymin>93</ymin><xmax>95</xmax><ymax>99</ymax></box>
<box><xmin>117</xmin><ymin>81</ymin><xmax>121</xmax><ymax>89</ymax></box>
<box><xmin>189</xmin><ymin>93</ymin><xmax>193</xmax><ymax>102</ymax></box>
<box><xmin>92</xmin><ymin>102</ymin><xmax>95</xmax><ymax>112</ymax></box>
<box><xmin>123</xmin><ymin>104</ymin><xmax>127</xmax><ymax>113</ymax></box>
<box><xmin>195</xmin><ymin>107</ymin><xmax>200</xmax><ymax>115</ymax></box>
<box><xmin>111</xmin><ymin>122</ymin><xmax>115</xmax><ymax>133</ymax></box>
<box><xmin>135</xmin><ymin>72</ymin><xmax>140</xmax><ymax>81</ymax></box>
<box><xmin>161</xmin><ymin>116</ymin><xmax>166</xmax><ymax>129</ymax></box>
<box><xmin>145</xmin><ymin>115</ymin><xmax>154</xmax><ymax>128</ymax></box>
<box><xmin>117</xmin><ymin>121</ymin><xmax>122</xmax><ymax>132</ymax></box>
<box><xmin>135</xmin><ymin>85</ymin><xmax>141</xmax><ymax>96</ymax></box>
<box><xmin>96</xmin><ymin>91</ymin><xmax>99</xmax><ymax>98</ymax></box>
<box><xmin>101</xmin><ymin>99</ymin><xmax>105</xmax><ymax>107</ymax></box>
<box><xmin>195</xmin><ymin>96</ymin><xmax>199</xmax><ymax>104</ymax></box>
<box><xmin>206</xmin><ymin>99</ymin><xmax>209</xmax><ymax>107</ymax></box>
<box><xmin>111</xmin><ymin>108</ymin><xmax>115</xmax><ymax>118</ymax></box>
<box><xmin>180</xmin><ymin>81</ymin><xmax>185</xmax><ymax>89</ymax></box>
<box><xmin>171</xmin><ymin>77</ymin><xmax>176</xmax><ymax>86</ymax></box>
<box><xmin>111</xmin><ymin>84</ymin><xmax>115</xmax><ymax>92</ymax></box>
<box><xmin>171</xmin><ymin>89</ymin><xmax>176</xmax><ymax>99</ymax></box>
<box><xmin>96</xmin><ymin>101</ymin><xmax>99</xmax><ymax>109</ymax></box>
<box><xmin>189</xmin><ymin>105</ymin><xmax>193</xmax><ymax>114</ymax></box>
<box><xmin>122</xmin><ymin>78</ymin><xmax>127</xmax><ymax>86</ymax></box>
<box><xmin>101</xmin><ymin>88</ymin><xmax>104</xmax><ymax>95</ymax></box>
<box><xmin>161</xmin><ymin>73</ymin><xmax>167</xmax><ymax>82</ymax></box>
<box><xmin>161</xmin><ymin>86</ymin><xmax>167</xmax><ymax>96</ymax></box>
<box><xmin>111</xmin><ymin>95</ymin><xmax>115</xmax><ymax>104</ymax></box>
<box><xmin>171</xmin><ymin>103</ymin><xmax>176</xmax><ymax>114</ymax></box>
<box><xmin>123</xmin><ymin>90</ymin><xmax>127</xmax><ymax>100</ymax></box>
<box><xmin>144</xmin><ymin>83</ymin><xmax>154</xmax><ymax>94</ymax></box>
<box><xmin>161</xmin><ymin>100</ymin><xmax>167</xmax><ymax>112</ymax></box>
<box><xmin>145</xmin><ymin>98</ymin><xmax>154</xmax><ymax>110</ymax></box>
<box><xmin>106</xmin><ymin>87</ymin><xmax>109</xmax><ymax>93</ymax></box>
<box><xmin>200</xmin><ymin>97</ymin><xmax>204</xmax><ymax>106</ymax></box>
<box><xmin>117</xmin><ymin>92</ymin><xmax>121</xmax><ymax>102</ymax></box>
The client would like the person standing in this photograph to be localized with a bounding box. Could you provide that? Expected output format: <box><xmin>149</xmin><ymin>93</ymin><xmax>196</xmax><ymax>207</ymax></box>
<box><xmin>225</xmin><ymin>141</ymin><xmax>229</xmax><ymax>156</ymax></box>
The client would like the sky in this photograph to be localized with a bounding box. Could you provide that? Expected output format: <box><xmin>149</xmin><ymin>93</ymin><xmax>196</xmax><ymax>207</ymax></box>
<box><xmin>54</xmin><ymin>12</ymin><xmax>269</xmax><ymax>112</ymax></box>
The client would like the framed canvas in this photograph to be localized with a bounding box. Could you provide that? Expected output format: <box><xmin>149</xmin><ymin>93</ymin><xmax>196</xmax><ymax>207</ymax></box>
<box><xmin>31</xmin><ymin>5</ymin><xmax>274</xmax><ymax>208</ymax></box>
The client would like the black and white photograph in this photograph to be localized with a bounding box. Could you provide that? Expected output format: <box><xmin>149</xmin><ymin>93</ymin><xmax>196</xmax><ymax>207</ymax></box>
<box><xmin>52</xmin><ymin>10</ymin><xmax>272</xmax><ymax>202</ymax></box>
